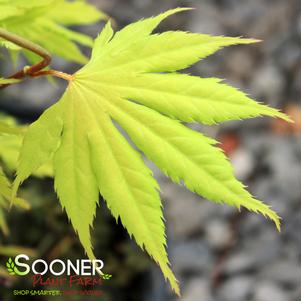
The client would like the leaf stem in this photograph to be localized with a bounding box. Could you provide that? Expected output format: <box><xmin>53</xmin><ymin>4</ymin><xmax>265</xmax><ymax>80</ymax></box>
<box><xmin>0</xmin><ymin>28</ymin><xmax>73</xmax><ymax>88</ymax></box>
<box><xmin>31</xmin><ymin>70</ymin><xmax>74</xmax><ymax>81</ymax></box>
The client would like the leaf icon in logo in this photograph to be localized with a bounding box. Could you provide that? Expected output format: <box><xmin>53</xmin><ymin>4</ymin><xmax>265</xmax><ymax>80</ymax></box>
<box><xmin>6</xmin><ymin>257</ymin><xmax>16</xmax><ymax>275</ymax></box>
<box><xmin>102</xmin><ymin>273</ymin><xmax>112</xmax><ymax>280</ymax></box>
<box><xmin>6</xmin><ymin>257</ymin><xmax>25</xmax><ymax>276</ymax></box>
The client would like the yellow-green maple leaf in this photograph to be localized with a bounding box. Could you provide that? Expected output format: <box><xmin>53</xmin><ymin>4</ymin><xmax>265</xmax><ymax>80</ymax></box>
<box><xmin>0</xmin><ymin>0</ymin><xmax>107</xmax><ymax>63</ymax></box>
<box><xmin>0</xmin><ymin>166</ymin><xmax>11</xmax><ymax>235</ymax></box>
<box><xmin>0</xmin><ymin>115</ymin><xmax>30</xmax><ymax>235</ymax></box>
<box><xmin>0</xmin><ymin>166</ymin><xmax>29</xmax><ymax>235</ymax></box>
<box><xmin>0</xmin><ymin>114</ymin><xmax>52</xmax><ymax>177</ymax></box>
<box><xmin>13</xmin><ymin>8</ymin><xmax>290</xmax><ymax>294</ymax></box>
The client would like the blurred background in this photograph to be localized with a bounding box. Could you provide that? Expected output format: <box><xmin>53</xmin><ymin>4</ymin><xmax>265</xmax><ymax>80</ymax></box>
<box><xmin>0</xmin><ymin>0</ymin><xmax>301</xmax><ymax>300</ymax></box>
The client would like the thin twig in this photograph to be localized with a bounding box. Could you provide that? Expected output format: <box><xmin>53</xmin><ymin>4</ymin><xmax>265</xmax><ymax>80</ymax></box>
<box><xmin>0</xmin><ymin>28</ymin><xmax>73</xmax><ymax>88</ymax></box>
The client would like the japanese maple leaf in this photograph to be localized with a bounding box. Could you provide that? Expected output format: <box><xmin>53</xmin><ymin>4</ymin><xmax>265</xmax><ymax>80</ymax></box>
<box><xmin>13</xmin><ymin>8</ymin><xmax>290</xmax><ymax>295</ymax></box>
<box><xmin>0</xmin><ymin>0</ymin><xmax>107</xmax><ymax>63</ymax></box>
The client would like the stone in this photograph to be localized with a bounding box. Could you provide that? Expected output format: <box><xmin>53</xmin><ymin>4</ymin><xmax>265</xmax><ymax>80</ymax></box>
<box><xmin>253</xmin><ymin>281</ymin><xmax>288</xmax><ymax>301</ymax></box>
<box><xmin>261</xmin><ymin>260</ymin><xmax>301</xmax><ymax>287</ymax></box>
<box><xmin>230</xmin><ymin>147</ymin><xmax>255</xmax><ymax>181</ymax></box>
<box><xmin>264</xmin><ymin>137</ymin><xmax>301</xmax><ymax>202</ymax></box>
<box><xmin>251</xmin><ymin>63</ymin><xmax>285</xmax><ymax>103</ymax></box>
<box><xmin>222</xmin><ymin>253</ymin><xmax>257</xmax><ymax>275</ymax></box>
<box><xmin>285</xmin><ymin>213</ymin><xmax>301</xmax><ymax>249</ymax></box>
<box><xmin>188</xmin><ymin>2</ymin><xmax>224</xmax><ymax>35</ymax></box>
<box><xmin>218</xmin><ymin>276</ymin><xmax>254</xmax><ymax>301</ymax></box>
<box><xmin>180</xmin><ymin>278</ymin><xmax>213</xmax><ymax>301</ymax></box>
<box><xmin>172</xmin><ymin>241</ymin><xmax>213</xmax><ymax>274</ymax></box>
<box><xmin>292</xmin><ymin>287</ymin><xmax>301</xmax><ymax>301</ymax></box>
<box><xmin>242</xmin><ymin>228</ymin><xmax>281</xmax><ymax>266</ymax></box>
<box><xmin>163</xmin><ymin>182</ymin><xmax>216</xmax><ymax>238</ymax></box>
<box><xmin>204</xmin><ymin>219</ymin><xmax>232</xmax><ymax>250</ymax></box>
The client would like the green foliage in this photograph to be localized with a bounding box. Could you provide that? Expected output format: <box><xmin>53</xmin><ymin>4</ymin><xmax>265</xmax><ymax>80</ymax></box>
<box><xmin>0</xmin><ymin>130</ymin><xmax>53</xmax><ymax>177</ymax></box>
<box><xmin>0</xmin><ymin>0</ymin><xmax>107</xmax><ymax>63</ymax></box>
<box><xmin>0</xmin><ymin>115</ymin><xmax>52</xmax><ymax>177</ymax></box>
<box><xmin>0</xmin><ymin>245</ymin><xmax>36</xmax><ymax>257</ymax></box>
<box><xmin>0</xmin><ymin>115</ymin><xmax>48</xmax><ymax>235</ymax></box>
<box><xmin>0</xmin><ymin>165</ymin><xmax>29</xmax><ymax>235</ymax></box>
<box><xmin>0</xmin><ymin>166</ymin><xmax>11</xmax><ymax>235</ymax></box>
<box><xmin>11</xmin><ymin>8</ymin><xmax>290</xmax><ymax>294</ymax></box>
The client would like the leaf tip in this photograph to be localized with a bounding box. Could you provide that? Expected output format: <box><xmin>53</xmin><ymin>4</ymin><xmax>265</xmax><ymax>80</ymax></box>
<box><xmin>274</xmin><ymin>215</ymin><xmax>282</xmax><ymax>233</ymax></box>
<box><xmin>107</xmin><ymin>17</ymin><xmax>117</xmax><ymax>29</ymax></box>
<box><xmin>174</xmin><ymin>284</ymin><xmax>181</xmax><ymax>297</ymax></box>
<box><xmin>237</xmin><ymin>37</ymin><xmax>262</xmax><ymax>44</ymax></box>
<box><xmin>249</xmin><ymin>38</ymin><xmax>262</xmax><ymax>43</ymax></box>
<box><xmin>272</xmin><ymin>110</ymin><xmax>294</xmax><ymax>123</ymax></box>
<box><xmin>163</xmin><ymin>7</ymin><xmax>195</xmax><ymax>18</ymax></box>
<box><xmin>264</xmin><ymin>206</ymin><xmax>281</xmax><ymax>232</ymax></box>
<box><xmin>174</xmin><ymin>7</ymin><xmax>195</xmax><ymax>11</ymax></box>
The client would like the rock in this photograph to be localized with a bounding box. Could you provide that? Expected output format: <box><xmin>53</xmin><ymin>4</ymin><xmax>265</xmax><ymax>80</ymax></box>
<box><xmin>222</xmin><ymin>252</ymin><xmax>257</xmax><ymax>275</ymax></box>
<box><xmin>251</xmin><ymin>63</ymin><xmax>285</xmax><ymax>103</ymax></box>
<box><xmin>242</xmin><ymin>228</ymin><xmax>281</xmax><ymax>266</ymax></box>
<box><xmin>243</xmin><ymin>132</ymin><xmax>270</xmax><ymax>157</ymax></box>
<box><xmin>253</xmin><ymin>281</ymin><xmax>288</xmax><ymax>301</ymax></box>
<box><xmin>188</xmin><ymin>2</ymin><xmax>224</xmax><ymax>35</ymax></box>
<box><xmin>284</xmin><ymin>213</ymin><xmax>301</xmax><ymax>253</ymax></box>
<box><xmin>292</xmin><ymin>287</ymin><xmax>301</xmax><ymax>301</ymax></box>
<box><xmin>218</xmin><ymin>276</ymin><xmax>254</xmax><ymax>301</ymax></box>
<box><xmin>297</xmin><ymin>13</ymin><xmax>301</xmax><ymax>37</ymax></box>
<box><xmin>180</xmin><ymin>278</ymin><xmax>213</xmax><ymax>301</ymax></box>
<box><xmin>163</xmin><ymin>182</ymin><xmax>216</xmax><ymax>238</ymax></box>
<box><xmin>249</xmin><ymin>2</ymin><xmax>291</xmax><ymax>37</ymax></box>
<box><xmin>145</xmin><ymin>266</ymin><xmax>169</xmax><ymax>301</ymax></box>
<box><xmin>230</xmin><ymin>147</ymin><xmax>255</xmax><ymax>180</ymax></box>
<box><xmin>222</xmin><ymin>0</ymin><xmax>268</xmax><ymax>32</ymax></box>
<box><xmin>277</xmin><ymin>43</ymin><xmax>301</xmax><ymax>71</ymax></box>
<box><xmin>293</xmin><ymin>68</ymin><xmax>301</xmax><ymax>100</ymax></box>
<box><xmin>204</xmin><ymin>219</ymin><xmax>232</xmax><ymax>250</ymax></box>
<box><xmin>252</xmin><ymin>178</ymin><xmax>288</xmax><ymax>217</ymax></box>
<box><xmin>264</xmin><ymin>137</ymin><xmax>301</xmax><ymax>202</ymax></box>
<box><xmin>172</xmin><ymin>241</ymin><xmax>213</xmax><ymax>274</ymax></box>
<box><xmin>261</xmin><ymin>260</ymin><xmax>301</xmax><ymax>287</ymax></box>
<box><xmin>225</xmin><ymin>49</ymin><xmax>255</xmax><ymax>82</ymax></box>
